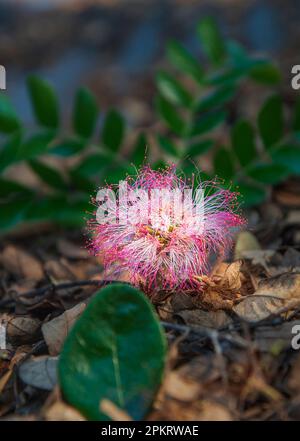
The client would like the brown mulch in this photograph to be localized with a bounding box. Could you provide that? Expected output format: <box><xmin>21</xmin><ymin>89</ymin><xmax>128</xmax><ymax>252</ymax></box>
<box><xmin>1</xmin><ymin>183</ymin><xmax>300</xmax><ymax>421</ymax></box>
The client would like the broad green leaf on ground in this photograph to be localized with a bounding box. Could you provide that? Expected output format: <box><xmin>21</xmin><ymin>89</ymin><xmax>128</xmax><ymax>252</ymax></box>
<box><xmin>235</xmin><ymin>181</ymin><xmax>267</xmax><ymax>207</ymax></box>
<box><xmin>247</xmin><ymin>163</ymin><xmax>289</xmax><ymax>184</ymax></box>
<box><xmin>166</xmin><ymin>40</ymin><xmax>204</xmax><ymax>84</ymax></box>
<box><xmin>231</xmin><ymin>120</ymin><xmax>256</xmax><ymax>166</ymax></box>
<box><xmin>27</xmin><ymin>76</ymin><xmax>59</xmax><ymax>129</ymax></box>
<box><xmin>0</xmin><ymin>94</ymin><xmax>20</xmax><ymax>133</ymax></box>
<box><xmin>29</xmin><ymin>159</ymin><xmax>66</xmax><ymax>190</ymax></box>
<box><xmin>17</xmin><ymin>131</ymin><xmax>55</xmax><ymax>160</ymax></box>
<box><xmin>73</xmin><ymin>88</ymin><xmax>99</xmax><ymax>139</ymax></box>
<box><xmin>195</xmin><ymin>85</ymin><xmax>235</xmax><ymax>112</ymax></box>
<box><xmin>155</xmin><ymin>95</ymin><xmax>185</xmax><ymax>136</ymax></box>
<box><xmin>157</xmin><ymin>135</ymin><xmax>179</xmax><ymax>157</ymax></box>
<box><xmin>59</xmin><ymin>283</ymin><xmax>166</xmax><ymax>421</ymax></box>
<box><xmin>258</xmin><ymin>95</ymin><xmax>283</xmax><ymax>148</ymax></box>
<box><xmin>186</xmin><ymin>139</ymin><xmax>213</xmax><ymax>158</ymax></box>
<box><xmin>197</xmin><ymin>17</ymin><xmax>226</xmax><ymax>65</ymax></box>
<box><xmin>102</xmin><ymin>110</ymin><xmax>124</xmax><ymax>152</ymax></box>
<box><xmin>213</xmin><ymin>147</ymin><xmax>234</xmax><ymax>180</ymax></box>
<box><xmin>0</xmin><ymin>133</ymin><xmax>22</xmax><ymax>172</ymax></box>
<box><xmin>190</xmin><ymin>110</ymin><xmax>226</xmax><ymax>137</ymax></box>
<box><xmin>156</xmin><ymin>72</ymin><xmax>193</xmax><ymax>108</ymax></box>
<box><xmin>271</xmin><ymin>144</ymin><xmax>300</xmax><ymax>175</ymax></box>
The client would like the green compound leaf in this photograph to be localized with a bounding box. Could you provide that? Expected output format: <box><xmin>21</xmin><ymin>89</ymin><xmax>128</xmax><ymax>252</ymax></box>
<box><xmin>247</xmin><ymin>163</ymin><xmax>289</xmax><ymax>184</ymax></box>
<box><xmin>190</xmin><ymin>110</ymin><xmax>227</xmax><ymax>137</ymax></box>
<box><xmin>166</xmin><ymin>40</ymin><xmax>204</xmax><ymax>84</ymax></box>
<box><xmin>186</xmin><ymin>139</ymin><xmax>213</xmax><ymax>158</ymax></box>
<box><xmin>155</xmin><ymin>95</ymin><xmax>185</xmax><ymax>136</ymax></box>
<box><xmin>50</xmin><ymin>138</ymin><xmax>86</xmax><ymax>157</ymax></box>
<box><xmin>27</xmin><ymin>76</ymin><xmax>59</xmax><ymax>129</ymax></box>
<box><xmin>59</xmin><ymin>283</ymin><xmax>167</xmax><ymax>421</ymax></box>
<box><xmin>231</xmin><ymin>119</ymin><xmax>256</xmax><ymax>167</ymax></box>
<box><xmin>29</xmin><ymin>159</ymin><xmax>67</xmax><ymax>191</ymax></box>
<box><xmin>73</xmin><ymin>88</ymin><xmax>99</xmax><ymax>139</ymax></box>
<box><xmin>0</xmin><ymin>133</ymin><xmax>22</xmax><ymax>172</ymax></box>
<box><xmin>102</xmin><ymin>109</ymin><xmax>125</xmax><ymax>152</ymax></box>
<box><xmin>197</xmin><ymin>17</ymin><xmax>226</xmax><ymax>65</ymax></box>
<box><xmin>17</xmin><ymin>131</ymin><xmax>55</xmax><ymax>160</ymax></box>
<box><xmin>249</xmin><ymin>63</ymin><xmax>281</xmax><ymax>85</ymax></box>
<box><xmin>156</xmin><ymin>72</ymin><xmax>193</xmax><ymax>108</ymax></box>
<box><xmin>258</xmin><ymin>94</ymin><xmax>283</xmax><ymax>149</ymax></box>
<box><xmin>270</xmin><ymin>144</ymin><xmax>300</xmax><ymax>175</ymax></box>
<box><xmin>0</xmin><ymin>94</ymin><xmax>20</xmax><ymax>133</ymax></box>
<box><xmin>73</xmin><ymin>153</ymin><xmax>112</xmax><ymax>177</ymax></box>
<box><xmin>157</xmin><ymin>134</ymin><xmax>179</xmax><ymax>157</ymax></box>
<box><xmin>235</xmin><ymin>181</ymin><xmax>267</xmax><ymax>207</ymax></box>
<box><xmin>195</xmin><ymin>85</ymin><xmax>235</xmax><ymax>113</ymax></box>
<box><xmin>131</xmin><ymin>133</ymin><xmax>148</xmax><ymax>167</ymax></box>
<box><xmin>293</xmin><ymin>96</ymin><xmax>300</xmax><ymax>132</ymax></box>
<box><xmin>213</xmin><ymin>146</ymin><xmax>235</xmax><ymax>180</ymax></box>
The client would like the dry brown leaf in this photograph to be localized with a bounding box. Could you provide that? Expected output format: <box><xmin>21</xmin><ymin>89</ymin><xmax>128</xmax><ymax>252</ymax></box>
<box><xmin>288</xmin><ymin>353</ymin><xmax>300</xmax><ymax>393</ymax></box>
<box><xmin>281</xmin><ymin>248</ymin><xmax>300</xmax><ymax>269</ymax></box>
<box><xmin>240</xmin><ymin>249</ymin><xmax>276</xmax><ymax>269</ymax></box>
<box><xmin>163</xmin><ymin>370</ymin><xmax>202</xmax><ymax>402</ymax></box>
<box><xmin>233</xmin><ymin>296</ymin><xmax>286</xmax><ymax>323</ymax></box>
<box><xmin>1</xmin><ymin>245</ymin><xmax>44</xmax><ymax>282</ymax></box>
<box><xmin>255</xmin><ymin>320</ymin><xmax>300</xmax><ymax>352</ymax></box>
<box><xmin>44</xmin><ymin>400</ymin><xmax>86</xmax><ymax>421</ymax></box>
<box><xmin>234</xmin><ymin>231</ymin><xmax>261</xmax><ymax>260</ymax></box>
<box><xmin>0</xmin><ymin>346</ymin><xmax>31</xmax><ymax>394</ymax></box>
<box><xmin>18</xmin><ymin>356</ymin><xmax>58</xmax><ymax>391</ymax></box>
<box><xmin>57</xmin><ymin>239</ymin><xmax>89</xmax><ymax>260</ymax></box>
<box><xmin>197</xmin><ymin>400</ymin><xmax>233</xmax><ymax>421</ymax></box>
<box><xmin>234</xmin><ymin>273</ymin><xmax>300</xmax><ymax>322</ymax></box>
<box><xmin>42</xmin><ymin>302</ymin><xmax>86</xmax><ymax>355</ymax></box>
<box><xmin>44</xmin><ymin>259</ymin><xmax>75</xmax><ymax>282</ymax></box>
<box><xmin>176</xmin><ymin>309</ymin><xmax>232</xmax><ymax>329</ymax></box>
<box><xmin>6</xmin><ymin>316</ymin><xmax>41</xmax><ymax>344</ymax></box>
<box><xmin>178</xmin><ymin>355</ymin><xmax>221</xmax><ymax>385</ymax></box>
<box><xmin>212</xmin><ymin>261</ymin><xmax>243</xmax><ymax>291</ymax></box>
<box><xmin>254</xmin><ymin>273</ymin><xmax>300</xmax><ymax>300</ymax></box>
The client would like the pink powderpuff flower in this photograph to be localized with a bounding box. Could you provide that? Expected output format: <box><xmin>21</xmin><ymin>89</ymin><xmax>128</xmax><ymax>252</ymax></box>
<box><xmin>88</xmin><ymin>165</ymin><xmax>245</xmax><ymax>291</ymax></box>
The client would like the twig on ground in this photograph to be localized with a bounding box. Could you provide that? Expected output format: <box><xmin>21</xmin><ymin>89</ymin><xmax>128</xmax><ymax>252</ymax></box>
<box><xmin>0</xmin><ymin>280</ymin><xmax>123</xmax><ymax>308</ymax></box>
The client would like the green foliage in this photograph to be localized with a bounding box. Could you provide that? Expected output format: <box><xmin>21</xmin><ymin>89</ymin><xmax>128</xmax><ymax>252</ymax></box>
<box><xmin>0</xmin><ymin>16</ymin><xmax>299</xmax><ymax>232</ymax></box>
<box><xmin>102</xmin><ymin>109</ymin><xmax>125</xmax><ymax>152</ymax></box>
<box><xmin>0</xmin><ymin>94</ymin><xmax>20</xmax><ymax>133</ymax></box>
<box><xmin>73</xmin><ymin>88</ymin><xmax>99</xmax><ymax>139</ymax></box>
<box><xmin>59</xmin><ymin>283</ymin><xmax>167</xmax><ymax>421</ymax></box>
<box><xmin>27</xmin><ymin>76</ymin><xmax>60</xmax><ymax>129</ymax></box>
<box><xmin>153</xmin><ymin>17</ymin><xmax>296</xmax><ymax>208</ymax></box>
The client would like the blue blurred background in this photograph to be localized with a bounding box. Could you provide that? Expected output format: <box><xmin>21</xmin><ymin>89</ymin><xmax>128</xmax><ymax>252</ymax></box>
<box><xmin>1</xmin><ymin>0</ymin><xmax>299</xmax><ymax>131</ymax></box>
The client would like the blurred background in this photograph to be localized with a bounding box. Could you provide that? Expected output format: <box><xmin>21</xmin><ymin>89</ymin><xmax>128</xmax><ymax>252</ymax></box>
<box><xmin>1</xmin><ymin>0</ymin><xmax>300</xmax><ymax>233</ymax></box>
<box><xmin>1</xmin><ymin>0</ymin><xmax>299</xmax><ymax>130</ymax></box>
